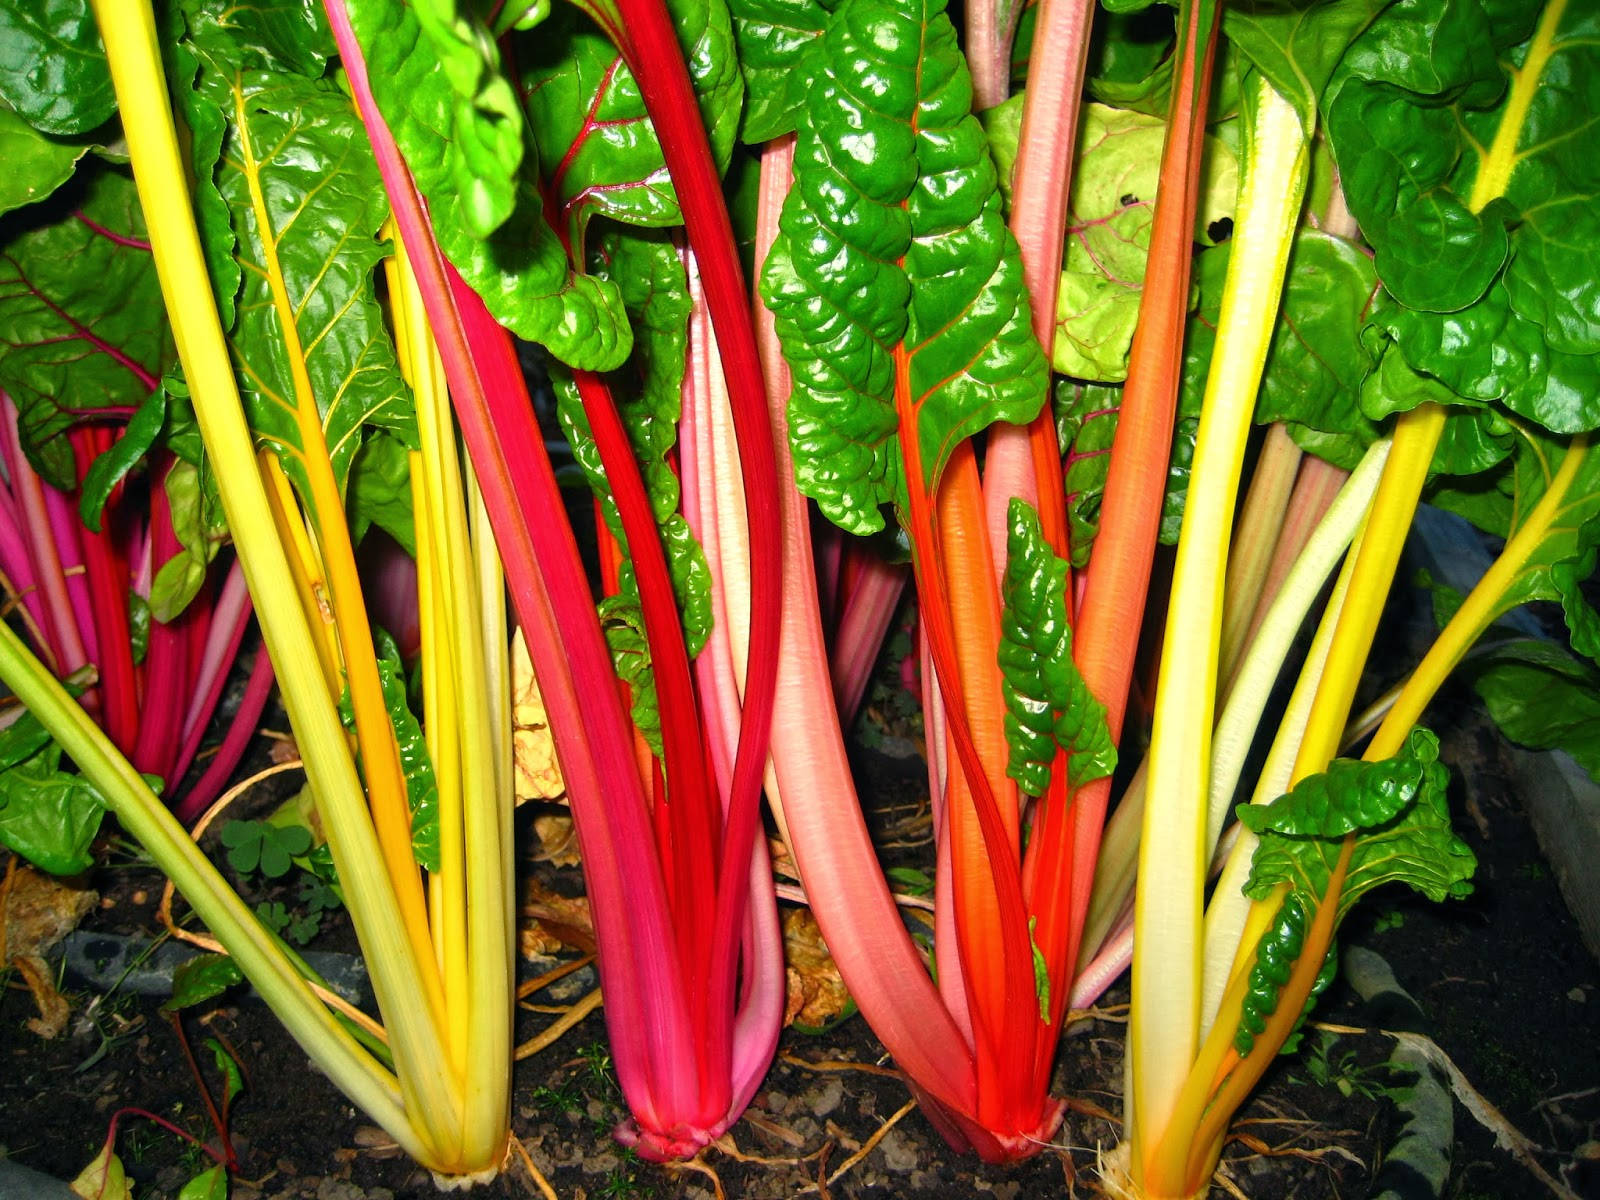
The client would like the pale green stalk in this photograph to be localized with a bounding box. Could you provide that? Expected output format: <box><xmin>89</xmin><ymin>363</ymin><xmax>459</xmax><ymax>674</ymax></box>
<box><xmin>1128</xmin><ymin>80</ymin><xmax>1308</xmax><ymax>1186</ymax></box>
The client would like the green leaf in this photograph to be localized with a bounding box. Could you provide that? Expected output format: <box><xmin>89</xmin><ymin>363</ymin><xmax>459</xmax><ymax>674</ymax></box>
<box><xmin>177</xmin><ymin>1164</ymin><xmax>228</xmax><ymax>1200</ymax></box>
<box><xmin>998</xmin><ymin>499</ymin><xmax>1115</xmax><ymax>795</ymax></box>
<box><xmin>599</xmin><ymin>596</ymin><xmax>662</xmax><ymax>756</ymax></box>
<box><xmin>0</xmin><ymin>707</ymin><xmax>52</xmax><ymax>772</ymax></box>
<box><xmin>221</xmin><ymin>817</ymin><xmax>311</xmax><ymax>878</ymax></box>
<box><xmin>726</xmin><ymin>0</ymin><xmax>831</xmax><ymax>141</ymax></box>
<box><xmin>346</xmin><ymin>0</ymin><xmax>521</xmax><ymax>236</ymax></box>
<box><xmin>337</xmin><ymin>629</ymin><xmax>439</xmax><ymax>870</ymax></box>
<box><xmin>197</xmin><ymin>61</ymin><xmax>415</xmax><ymax>514</ymax></box>
<box><xmin>1469</xmin><ymin>639</ymin><xmax>1600</xmax><ymax>780</ymax></box>
<box><xmin>1056</xmin><ymin>381</ymin><xmax>1120</xmax><ymax>570</ymax></box>
<box><xmin>521</xmin><ymin>0</ymin><xmax>744</xmax><ymax>245</ymax></box>
<box><xmin>205</xmin><ymin>1035</ymin><xmax>246</xmax><ymax>1106</ymax></box>
<box><xmin>347</xmin><ymin>0</ymin><xmax>630</xmax><ymax>371</ymax></box>
<box><xmin>161</xmin><ymin>953</ymin><xmax>245</xmax><ymax>1015</ymax></box>
<box><xmin>1028</xmin><ymin>916</ymin><xmax>1050</xmax><ymax>1023</ymax></box>
<box><xmin>80</xmin><ymin>387</ymin><xmax>167</xmax><ymax>532</ymax></box>
<box><xmin>1328</xmin><ymin>0</ymin><xmax>1600</xmax><ymax>434</ymax></box>
<box><xmin>1222</xmin><ymin>0</ymin><xmax>1389</xmax><ymax>135</ymax></box>
<box><xmin>0</xmin><ymin>0</ymin><xmax>116</xmax><ymax>136</ymax></box>
<box><xmin>762</xmin><ymin>0</ymin><xmax>1047</xmax><ymax>535</ymax></box>
<box><xmin>150</xmin><ymin>460</ymin><xmax>224</xmax><ymax>623</ymax></box>
<box><xmin>0</xmin><ymin>98</ymin><xmax>88</xmax><ymax>217</ymax></box>
<box><xmin>1084</xmin><ymin>5</ymin><xmax>1175</xmax><ymax>115</ymax></box>
<box><xmin>1235</xmin><ymin>889</ymin><xmax>1309</xmax><ymax>1055</ymax></box>
<box><xmin>1239</xmin><ymin>728</ymin><xmax>1477</xmax><ymax>923</ymax></box>
<box><xmin>177</xmin><ymin>0</ymin><xmax>331</xmax><ymax>78</ymax></box>
<box><xmin>0</xmin><ymin>168</ymin><xmax>169</xmax><ymax>489</ymax></box>
<box><xmin>553</xmin><ymin>228</ymin><xmax>713</xmax><ymax>660</ymax></box>
<box><xmin>1049</xmin><ymin>104</ymin><xmax>1237</xmax><ymax>384</ymax></box>
<box><xmin>0</xmin><ymin>743</ymin><xmax>105</xmax><ymax>875</ymax></box>
<box><xmin>128</xmin><ymin>592</ymin><xmax>150</xmax><ymax>665</ymax></box>
<box><xmin>346</xmin><ymin>428</ymin><xmax>416</xmax><ymax>554</ymax></box>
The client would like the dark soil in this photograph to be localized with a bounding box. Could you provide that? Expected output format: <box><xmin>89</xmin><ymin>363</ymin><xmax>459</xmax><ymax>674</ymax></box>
<box><xmin>2</xmin><ymin>669</ymin><xmax>1598</xmax><ymax>1199</ymax></box>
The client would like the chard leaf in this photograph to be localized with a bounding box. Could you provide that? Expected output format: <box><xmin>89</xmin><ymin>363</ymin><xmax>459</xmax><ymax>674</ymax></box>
<box><xmin>1222</xmin><ymin>0</ymin><xmax>1389</xmax><ymax>134</ymax></box>
<box><xmin>0</xmin><ymin>168</ymin><xmax>169</xmax><ymax>489</ymax></box>
<box><xmin>520</xmin><ymin>0</ymin><xmax>743</xmax><ymax>246</ymax></box>
<box><xmin>338</xmin><ymin>629</ymin><xmax>438</xmax><ymax>870</ymax></box>
<box><xmin>161</xmin><ymin>953</ymin><xmax>245</xmax><ymax>1015</ymax></box>
<box><xmin>344</xmin><ymin>0</ymin><xmax>521</xmax><ymax>237</ymax></box>
<box><xmin>1328</xmin><ymin>0</ymin><xmax>1600</xmax><ymax>434</ymax></box>
<box><xmin>198</xmin><ymin>58</ymin><xmax>415</xmax><ymax>511</ymax></box>
<box><xmin>346</xmin><ymin>0</ymin><xmax>630</xmax><ymax>371</ymax></box>
<box><xmin>762</xmin><ymin>0</ymin><xmax>1047</xmax><ymax>535</ymax></box>
<box><xmin>1048</xmin><ymin>103</ymin><xmax>1236</xmax><ymax>384</ymax></box>
<box><xmin>1469</xmin><ymin>638</ymin><xmax>1600</xmax><ymax>780</ymax></box>
<box><xmin>346</xmin><ymin>427</ymin><xmax>416</xmax><ymax>554</ymax></box>
<box><xmin>1083</xmin><ymin>5</ymin><xmax>1175</xmax><ymax>115</ymax></box>
<box><xmin>553</xmin><ymin>228</ymin><xmax>712</xmax><ymax>658</ymax></box>
<box><xmin>151</xmin><ymin>460</ymin><xmax>224</xmax><ymax>622</ymax></box>
<box><xmin>999</xmin><ymin>498</ymin><xmax>1115</xmax><ymax>795</ymax></box>
<box><xmin>0</xmin><ymin>742</ymin><xmax>105</xmax><ymax>875</ymax></box>
<box><xmin>0</xmin><ymin>0</ymin><xmax>116</xmax><ymax>136</ymax></box>
<box><xmin>0</xmin><ymin>98</ymin><xmax>88</xmax><ymax>216</ymax></box>
<box><xmin>725</xmin><ymin>0</ymin><xmax>830</xmax><ymax>141</ymax></box>
<box><xmin>0</xmin><ymin>706</ymin><xmax>52</xmax><ymax>771</ymax></box>
<box><xmin>1056</xmin><ymin>381</ymin><xmax>1120</xmax><ymax>570</ymax></box>
<box><xmin>599</xmin><ymin>596</ymin><xmax>661</xmax><ymax>756</ymax></box>
<box><xmin>80</xmin><ymin>387</ymin><xmax>166</xmax><ymax>531</ymax></box>
<box><xmin>1238</xmin><ymin>728</ymin><xmax>1477</xmax><ymax>923</ymax></box>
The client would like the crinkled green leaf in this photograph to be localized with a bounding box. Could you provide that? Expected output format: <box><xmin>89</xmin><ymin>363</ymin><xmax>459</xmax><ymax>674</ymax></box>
<box><xmin>552</xmin><ymin>228</ymin><xmax>712</xmax><ymax>660</ymax></box>
<box><xmin>726</xmin><ymin>0</ymin><xmax>830</xmax><ymax>141</ymax></box>
<box><xmin>1469</xmin><ymin>638</ymin><xmax>1600</xmax><ymax>780</ymax></box>
<box><xmin>0</xmin><ymin>0</ymin><xmax>116</xmax><ymax>136</ymax></box>
<box><xmin>999</xmin><ymin>498</ymin><xmax>1115</xmax><ymax>795</ymax></box>
<box><xmin>1049</xmin><ymin>104</ymin><xmax>1236</xmax><ymax>384</ymax></box>
<box><xmin>346</xmin><ymin>427</ymin><xmax>416</xmax><ymax>554</ymax></box>
<box><xmin>1328</xmin><ymin>0</ymin><xmax>1600</xmax><ymax>434</ymax></box>
<box><xmin>338</xmin><ymin>629</ymin><xmax>438</xmax><ymax>871</ymax></box>
<box><xmin>1234</xmin><ymin>889</ymin><xmax>1308</xmax><ymax>1055</ymax></box>
<box><xmin>346</xmin><ymin>0</ymin><xmax>521</xmax><ymax>236</ymax></box>
<box><xmin>80</xmin><ymin>387</ymin><xmax>166</xmax><ymax>532</ymax></box>
<box><xmin>0</xmin><ymin>99</ymin><xmax>88</xmax><ymax>217</ymax></box>
<box><xmin>521</xmin><ymin>0</ymin><xmax>743</xmax><ymax>244</ymax></box>
<box><xmin>1055</xmin><ymin>381</ymin><xmax>1119</xmax><ymax>570</ymax></box>
<box><xmin>599</xmin><ymin>596</ymin><xmax>662</xmax><ymax>756</ymax></box>
<box><xmin>347</xmin><ymin>0</ymin><xmax>630</xmax><ymax>371</ymax></box>
<box><xmin>1239</xmin><ymin>728</ymin><xmax>1477</xmax><ymax>922</ymax></box>
<box><xmin>161</xmin><ymin>953</ymin><xmax>245</xmax><ymax>1015</ymax></box>
<box><xmin>0</xmin><ymin>706</ymin><xmax>52</xmax><ymax>771</ymax></box>
<box><xmin>0</xmin><ymin>742</ymin><xmax>105</xmax><ymax>875</ymax></box>
<box><xmin>1223</xmin><ymin>0</ymin><xmax>1389</xmax><ymax>135</ymax></box>
<box><xmin>762</xmin><ymin>0</ymin><xmax>1047</xmax><ymax>535</ymax></box>
<box><xmin>0</xmin><ymin>168</ymin><xmax>168</xmax><ymax>489</ymax></box>
<box><xmin>1028</xmin><ymin>916</ymin><xmax>1050</xmax><ymax>1023</ymax></box>
<box><xmin>178</xmin><ymin>0</ymin><xmax>329</xmax><ymax>76</ymax></box>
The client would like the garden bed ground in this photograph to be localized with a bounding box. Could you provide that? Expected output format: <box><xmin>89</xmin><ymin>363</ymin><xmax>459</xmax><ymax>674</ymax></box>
<box><xmin>2</xmin><ymin>655</ymin><xmax>1598</xmax><ymax>1199</ymax></box>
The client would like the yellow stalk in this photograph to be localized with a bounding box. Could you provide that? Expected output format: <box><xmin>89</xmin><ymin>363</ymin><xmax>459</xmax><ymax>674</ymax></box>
<box><xmin>1131</xmin><ymin>80</ymin><xmax>1308</xmax><ymax>1191</ymax></box>
<box><xmin>87</xmin><ymin>0</ymin><xmax>456</xmax><ymax>1167</ymax></box>
<box><xmin>388</xmin><ymin>228</ymin><xmax>512</xmax><ymax>1165</ymax></box>
<box><xmin>258</xmin><ymin>451</ymin><xmax>342</xmax><ymax>696</ymax></box>
<box><xmin>1369</xmin><ymin>437</ymin><xmax>1590</xmax><ymax>761</ymax></box>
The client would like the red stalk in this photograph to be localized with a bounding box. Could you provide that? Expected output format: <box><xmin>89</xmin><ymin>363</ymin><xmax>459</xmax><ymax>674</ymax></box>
<box><xmin>177</xmin><ymin>640</ymin><xmax>275</xmax><ymax>822</ymax></box>
<box><xmin>70</xmin><ymin>427</ymin><xmax>140</xmax><ymax>755</ymax></box>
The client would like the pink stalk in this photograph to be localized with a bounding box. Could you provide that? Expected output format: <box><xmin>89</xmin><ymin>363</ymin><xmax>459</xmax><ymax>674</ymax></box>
<box><xmin>179</xmin><ymin>561</ymin><xmax>250</xmax><ymax>743</ymax></box>
<box><xmin>325</xmin><ymin>1</ymin><xmax>697</xmax><ymax>1134</ymax></box>
<box><xmin>177</xmin><ymin>639</ymin><xmax>276</xmax><ymax>821</ymax></box>
<box><xmin>1</xmin><ymin>395</ymin><xmax>87</xmax><ymax>677</ymax></box>
<box><xmin>981</xmin><ymin>0</ymin><xmax>1096</xmax><ymax>575</ymax></box>
<box><xmin>0</xmin><ymin>485</ymin><xmax>50</xmax><ymax>645</ymax></box>
<box><xmin>829</xmin><ymin>554</ymin><xmax>907</xmax><ymax>727</ymax></box>
<box><xmin>754</xmin><ymin>136</ymin><xmax>976</xmax><ymax>1114</ymax></box>
<box><xmin>42</xmin><ymin>483</ymin><xmax>98</xmax><ymax>670</ymax></box>
<box><xmin>812</xmin><ymin>518</ymin><xmax>843</xmax><ymax>631</ymax></box>
<box><xmin>1067</xmin><ymin>921</ymin><xmax>1133</xmax><ymax>1010</ymax></box>
<box><xmin>922</xmin><ymin>630</ymin><xmax>974</xmax><ymax>1047</ymax></box>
